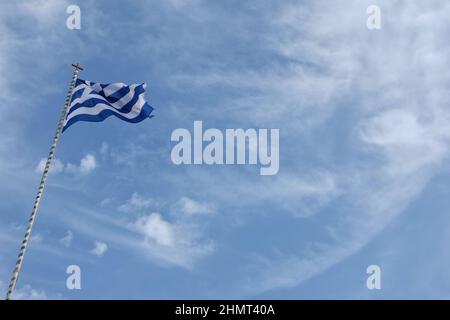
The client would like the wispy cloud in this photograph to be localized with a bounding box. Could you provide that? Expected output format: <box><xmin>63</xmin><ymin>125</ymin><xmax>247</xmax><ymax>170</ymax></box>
<box><xmin>59</xmin><ymin>230</ymin><xmax>73</xmax><ymax>248</ymax></box>
<box><xmin>62</xmin><ymin>196</ymin><xmax>216</xmax><ymax>269</ymax></box>
<box><xmin>119</xmin><ymin>192</ymin><xmax>158</xmax><ymax>213</ymax></box>
<box><xmin>12</xmin><ymin>284</ymin><xmax>48</xmax><ymax>300</ymax></box>
<box><xmin>232</xmin><ymin>0</ymin><xmax>450</xmax><ymax>294</ymax></box>
<box><xmin>172</xmin><ymin>197</ymin><xmax>215</xmax><ymax>216</ymax></box>
<box><xmin>30</xmin><ymin>233</ymin><xmax>44</xmax><ymax>244</ymax></box>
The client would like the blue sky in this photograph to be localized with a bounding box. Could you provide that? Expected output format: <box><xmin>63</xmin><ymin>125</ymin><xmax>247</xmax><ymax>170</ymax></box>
<box><xmin>1</xmin><ymin>0</ymin><xmax>450</xmax><ymax>299</ymax></box>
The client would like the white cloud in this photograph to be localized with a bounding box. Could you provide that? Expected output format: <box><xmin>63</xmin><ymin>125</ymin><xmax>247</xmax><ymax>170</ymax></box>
<box><xmin>129</xmin><ymin>212</ymin><xmax>214</xmax><ymax>268</ymax></box>
<box><xmin>133</xmin><ymin>213</ymin><xmax>175</xmax><ymax>246</ymax></box>
<box><xmin>119</xmin><ymin>192</ymin><xmax>157</xmax><ymax>213</ymax></box>
<box><xmin>35</xmin><ymin>158</ymin><xmax>64</xmax><ymax>174</ymax></box>
<box><xmin>35</xmin><ymin>154</ymin><xmax>97</xmax><ymax>175</ymax></box>
<box><xmin>79</xmin><ymin>154</ymin><xmax>97</xmax><ymax>174</ymax></box>
<box><xmin>66</xmin><ymin>154</ymin><xmax>97</xmax><ymax>175</ymax></box>
<box><xmin>90</xmin><ymin>241</ymin><xmax>108</xmax><ymax>257</ymax></box>
<box><xmin>0</xmin><ymin>281</ymin><xmax>58</xmax><ymax>301</ymax></box>
<box><xmin>173</xmin><ymin>197</ymin><xmax>215</xmax><ymax>216</ymax></box>
<box><xmin>59</xmin><ymin>230</ymin><xmax>73</xmax><ymax>248</ymax></box>
<box><xmin>12</xmin><ymin>284</ymin><xmax>48</xmax><ymax>300</ymax></box>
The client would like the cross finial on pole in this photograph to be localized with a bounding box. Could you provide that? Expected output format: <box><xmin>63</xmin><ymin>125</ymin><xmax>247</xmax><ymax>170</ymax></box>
<box><xmin>72</xmin><ymin>63</ymin><xmax>83</xmax><ymax>71</ymax></box>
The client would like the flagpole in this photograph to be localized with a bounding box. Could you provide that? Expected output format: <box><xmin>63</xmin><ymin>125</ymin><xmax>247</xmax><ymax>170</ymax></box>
<box><xmin>5</xmin><ymin>63</ymin><xmax>83</xmax><ymax>300</ymax></box>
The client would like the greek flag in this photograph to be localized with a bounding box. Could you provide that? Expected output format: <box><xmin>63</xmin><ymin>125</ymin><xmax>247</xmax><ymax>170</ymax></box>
<box><xmin>63</xmin><ymin>79</ymin><xmax>154</xmax><ymax>132</ymax></box>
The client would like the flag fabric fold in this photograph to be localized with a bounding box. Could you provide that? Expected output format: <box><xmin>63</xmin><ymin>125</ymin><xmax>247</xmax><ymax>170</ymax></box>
<box><xmin>62</xmin><ymin>78</ymin><xmax>154</xmax><ymax>132</ymax></box>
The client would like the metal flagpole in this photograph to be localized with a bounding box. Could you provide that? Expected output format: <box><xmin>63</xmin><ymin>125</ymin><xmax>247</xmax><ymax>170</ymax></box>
<box><xmin>5</xmin><ymin>63</ymin><xmax>83</xmax><ymax>300</ymax></box>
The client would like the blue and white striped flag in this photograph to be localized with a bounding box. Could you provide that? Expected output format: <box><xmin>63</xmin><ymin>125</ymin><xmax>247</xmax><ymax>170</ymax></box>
<box><xmin>63</xmin><ymin>78</ymin><xmax>154</xmax><ymax>132</ymax></box>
